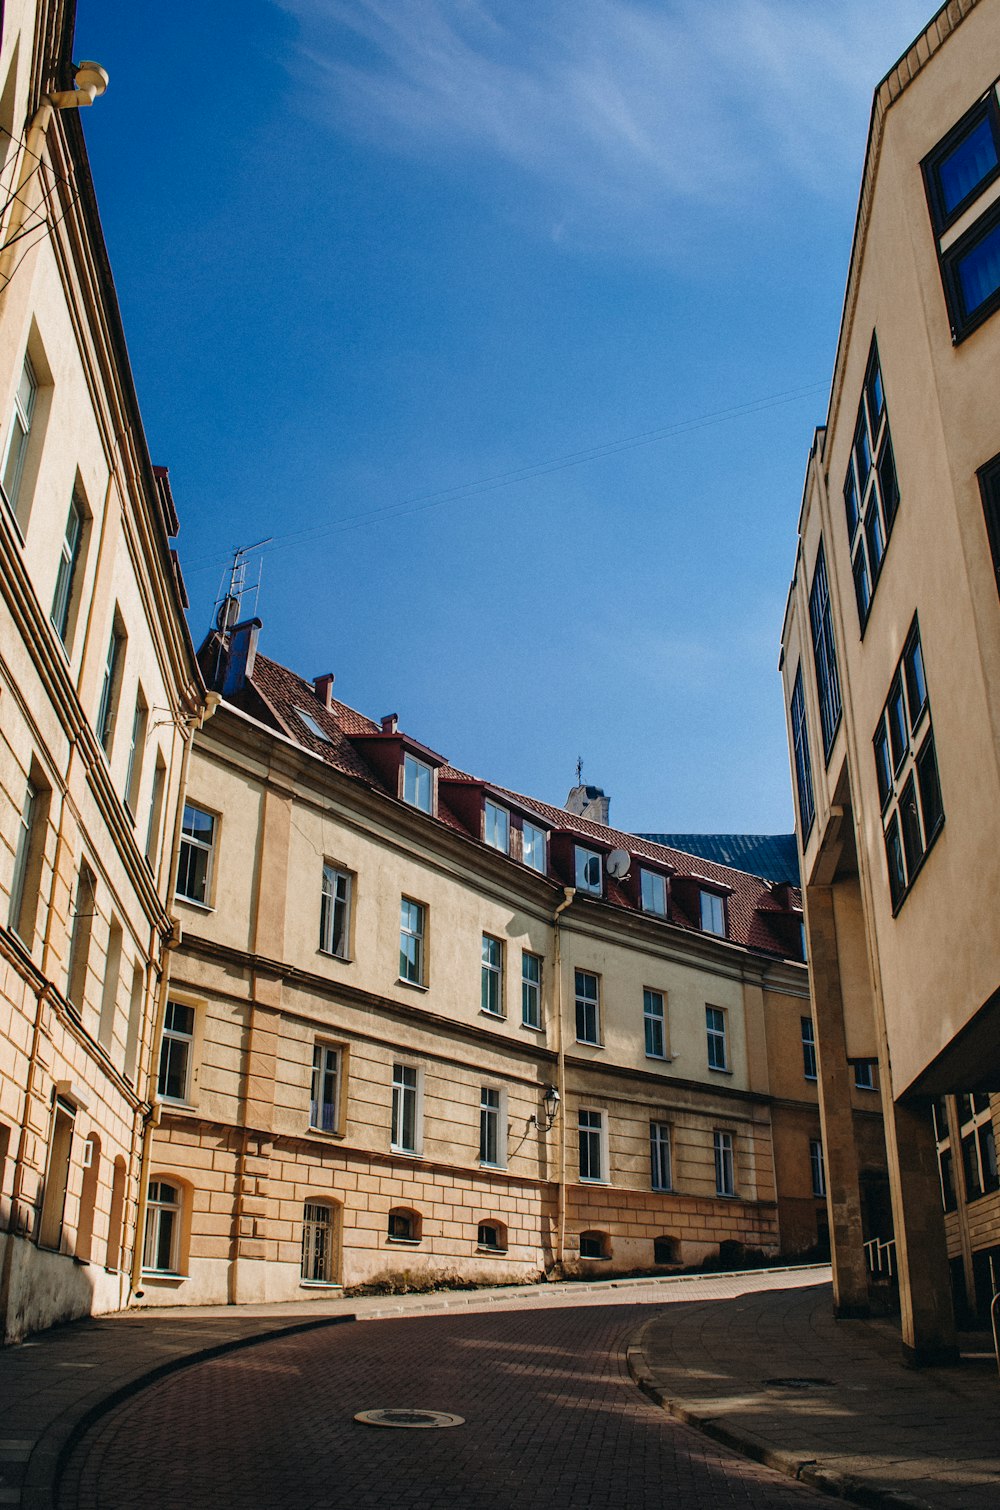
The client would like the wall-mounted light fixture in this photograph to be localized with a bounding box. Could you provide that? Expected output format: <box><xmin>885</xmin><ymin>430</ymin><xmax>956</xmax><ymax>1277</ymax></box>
<box><xmin>531</xmin><ymin>1084</ymin><xmax>560</xmax><ymax>1132</ymax></box>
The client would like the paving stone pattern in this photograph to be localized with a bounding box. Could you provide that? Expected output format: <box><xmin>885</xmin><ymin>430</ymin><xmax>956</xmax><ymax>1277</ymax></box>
<box><xmin>59</xmin><ymin>1302</ymin><xmax>824</xmax><ymax>1510</ymax></box>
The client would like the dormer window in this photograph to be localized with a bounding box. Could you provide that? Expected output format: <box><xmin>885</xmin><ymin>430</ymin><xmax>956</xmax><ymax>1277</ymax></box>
<box><xmin>522</xmin><ymin>821</ymin><xmax>547</xmax><ymax>874</ymax></box>
<box><xmin>484</xmin><ymin>800</ymin><xmax>509</xmax><ymax>853</ymax></box>
<box><xmin>403</xmin><ymin>754</ymin><xmax>432</xmax><ymax>813</ymax></box>
<box><xmin>575</xmin><ymin>846</ymin><xmax>602</xmax><ymax>895</ymax></box>
<box><xmin>699</xmin><ymin>889</ymin><xmax>726</xmax><ymax>937</ymax></box>
<box><xmin>296</xmin><ymin>708</ymin><xmax>332</xmax><ymax>743</ymax></box>
<box><xmin>640</xmin><ymin>870</ymin><xmax>667</xmax><ymax>917</ymax></box>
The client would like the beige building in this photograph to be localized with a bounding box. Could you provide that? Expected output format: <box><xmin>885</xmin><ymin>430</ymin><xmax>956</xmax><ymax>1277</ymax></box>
<box><xmin>780</xmin><ymin>0</ymin><xmax>1000</xmax><ymax>1362</ymax></box>
<box><xmin>0</xmin><ymin>1</ymin><xmax>201</xmax><ymax>1339</ymax></box>
<box><xmin>139</xmin><ymin>617</ymin><xmax>849</xmax><ymax>1305</ymax></box>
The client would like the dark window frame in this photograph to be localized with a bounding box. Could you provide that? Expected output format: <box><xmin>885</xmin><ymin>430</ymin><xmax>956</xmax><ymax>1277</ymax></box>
<box><xmin>977</xmin><ymin>451</ymin><xmax>1000</xmax><ymax>598</ymax></box>
<box><xmin>844</xmin><ymin>336</ymin><xmax>898</xmax><ymax>632</ymax></box>
<box><xmin>940</xmin><ymin>194</ymin><xmax>1000</xmax><ymax>342</ymax></box>
<box><xmin>922</xmin><ymin>88</ymin><xmax>1000</xmax><ymax>235</ymax></box>
<box><xmin>808</xmin><ymin>540</ymin><xmax>843</xmax><ymax>759</ymax></box>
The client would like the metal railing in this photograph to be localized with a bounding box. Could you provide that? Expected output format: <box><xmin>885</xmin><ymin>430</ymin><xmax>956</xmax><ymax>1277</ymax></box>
<box><xmin>863</xmin><ymin>1236</ymin><xmax>896</xmax><ymax>1278</ymax></box>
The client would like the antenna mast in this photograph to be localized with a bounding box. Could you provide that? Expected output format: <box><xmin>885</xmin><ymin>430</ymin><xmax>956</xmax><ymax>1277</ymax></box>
<box><xmin>212</xmin><ymin>538</ymin><xmax>273</xmax><ymax>635</ymax></box>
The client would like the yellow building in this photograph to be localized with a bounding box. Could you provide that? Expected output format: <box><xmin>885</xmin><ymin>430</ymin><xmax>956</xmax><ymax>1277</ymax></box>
<box><xmin>0</xmin><ymin>1</ymin><xmax>201</xmax><ymax>1339</ymax></box>
<box><xmin>140</xmin><ymin>619</ymin><xmax>845</xmax><ymax>1304</ymax></box>
<box><xmin>780</xmin><ymin>0</ymin><xmax>1000</xmax><ymax>1362</ymax></box>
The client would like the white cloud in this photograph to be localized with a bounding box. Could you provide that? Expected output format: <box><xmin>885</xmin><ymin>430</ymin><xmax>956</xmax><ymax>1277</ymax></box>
<box><xmin>275</xmin><ymin>0</ymin><xmax>934</xmax><ymax>251</ymax></box>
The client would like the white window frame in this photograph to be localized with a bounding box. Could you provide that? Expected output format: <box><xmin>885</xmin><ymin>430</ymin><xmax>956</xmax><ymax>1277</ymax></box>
<box><xmin>300</xmin><ymin>1200</ymin><xmax>335</xmax><ymax>1282</ymax></box>
<box><xmin>521</xmin><ymin>950</ymin><xmax>542</xmax><ymax>1029</ymax></box>
<box><xmin>479</xmin><ymin>1085</ymin><xmax>507</xmax><ymax>1168</ymax></box>
<box><xmin>706</xmin><ymin>1005</ymin><xmax>728</xmax><ymax>1072</ymax></box>
<box><xmin>643</xmin><ymin>988</ymin><xmax>667</xmax><ymax>1060</ymax></box>
<box><xmin>700</xmin><ymin>889</ymin><xmax>726</xmax><ymax>936</ymax></box>
<box><xmin>854</xmin><ymin>1060</ymin><xmax>877</xmax><ymax>1091</ymax></box>
<box><xmin>575</xmin><ymin>846</ymin><xmax>603</xmax><ymax>895</ymax></box>
<box><xmin>320</xmin><ymin>863</ymin><xmax>352</xmax><ymax>959</ymax></box>
<box><xmin>96</xmin><ymin>617</ymin><xmax>125</xmax><ymax>754</ymax></box>
<box><xmin>810</xmin><ymin>1138</ymin><xmax>826</xmax><ymax>1198</ymax></box>
<box><xmin>483</xmin><ymin>800</ymin><xmax>509</xmax><ymax>853</ymax></box>
<box><xmin>403</xmin><ymin>753</ymin><xmax>432</xmax><ymax>812</ymax></box>
<box><xmin>522</xmin><ymin>821</ymin><xmax>547</xmax><ymax>874</ymax></box>
<box><xmin>176</xmin><ymin>803</ymin><xmax>216</xmax><ymax>907</ymax></box>
<box><xmin>575</xmin><ymin>969</ymin><xmax>601</xmax><ymax>1045</ymax></box>
<box><xmin>801</xmin><ymin>1016</ymin><xmax>818</xmax><ymax>1081</ymax></box>
<box><xmin>578</xmin><ymin>1108</ymin><xmax>607</xmax><ymax>1183</ymax></box>
<box><xmin>399</xmin><ymin>897</ymin><xmax>426</xmax><ymax>985</ymax></box>
<box><xmin>124</xmin><ymin>689</ymin><xmax>147</xmax><ymax>816</ymax></box>
<box><xmin>142</xmin><ymin>1179</ymin><xmax>182</xmax><ymax>1274</ymax></box>
<box><xmin>1</xmin><ymin>352</ymin><xmax>36</xmax><ymax>521</ymax></box>
<box><xmin>714</xmin><ymin>1129</ymin><xmax>736</xmax><ymax>1197</ymax></box>
<box><xmin>8</xmin><ymin>777</ymin><xmax>37</xmax><ymax>936</ymax></box>
<box><xmin>310</xmin><ymin>1042</ymin><xmax>341</xmax><ymax>1133</ymax></box>
<box><xmin>157</xmin><ymin>1000</ymin><xmax>196</xmax><ymax>1104</ymax></box>
<box><xmin>650</xmin><ymin>1121</ymin><xmax>672</xmax><ymax>1191</ymax></box>
<box><xmin>391</xmin><ymin>1061</ymin><xmax>422</xmax><ymax>1154</ymax></box>
<box><xmin>51</xmin><ymin>490</ymin><xmax>84</xmax><ymax>645</ymax></box>
<box><xmin>481</xmin><ymin>932</ymin><xmax>504</xmax><ymax>1016</ymax></box>
<box><xmin>640</xmin><ymin>869</ymin><xmax>667</xmax><ymax>916</ymax></box>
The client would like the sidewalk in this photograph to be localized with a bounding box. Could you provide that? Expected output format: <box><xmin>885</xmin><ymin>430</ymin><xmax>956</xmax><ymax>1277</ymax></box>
<box><xmin>2</xmin><ymin>1265</ymin><xmax>998</xmax><ymax>1510</ymax></box>
<box><xmin>628</xmin><ymin>1279</ymin><xmax>1000</xmax><ymax>1510</ymax></box>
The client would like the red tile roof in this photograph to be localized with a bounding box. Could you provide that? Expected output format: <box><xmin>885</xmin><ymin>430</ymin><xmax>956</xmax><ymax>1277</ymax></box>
<box><xmin>229</xmin><ymin>648</ymin><xmax>802</xmax><ymax>963</ymax></box>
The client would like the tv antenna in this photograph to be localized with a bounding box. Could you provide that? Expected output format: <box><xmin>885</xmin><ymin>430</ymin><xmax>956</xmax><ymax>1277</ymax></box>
<box><xmin>212</xmin><ymin>538</ymin><xmax>272</xmax><ymax>636</ymax></box>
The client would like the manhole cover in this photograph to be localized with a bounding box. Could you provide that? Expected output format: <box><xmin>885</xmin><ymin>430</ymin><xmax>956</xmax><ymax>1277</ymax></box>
<box><xmin>354</xmin><ymin>1408</ymin><xmax>465</xmax><ymax>1429</ymax></box>
<box><xmin>764</xmin><ymin>1377</ymin><xmax>833</xmax><ymax>1390</ymax></box>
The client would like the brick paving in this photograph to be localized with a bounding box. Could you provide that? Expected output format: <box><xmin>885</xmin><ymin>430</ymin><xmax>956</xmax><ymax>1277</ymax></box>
<box><xmin>58</xmin><ymin>1300</ymin><xmax>823</xmax><ymax>1510</ymax></box>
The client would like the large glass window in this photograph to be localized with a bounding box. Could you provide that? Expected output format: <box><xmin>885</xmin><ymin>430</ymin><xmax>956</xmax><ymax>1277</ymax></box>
<box><xmin>51</xmin><ymin>491</ymin><xmax>84</xmax><ymax>645</ymax></box>
<box><xmin>479</xmin><ymin>1086</ymin><xmax>505</xmax><ymax>1167</ymax></box>
<box><xmin>176</xmin><ymin>804</ymin><xmax>216</xmax><ymax>906</ymax></box>
<box><xmin>521</xmin><ymin>951</ymin><xmax>542</xmax><ymax>1029</ymax></box>
<box><xmin>650</xmin><ymin>1121</ymin><xmax>672</xmax><ymax>1192</ymax></box>
<box><xmin>706</xmin><ymin>1006</ymin><xmax>728</xmax><ymax>1072</ymax></box>
<box><xmin>575</xmin><ymin>846</ymin><xmax>602</xmax><ymax>895</ymax></box>
<box><xmin>158</xmin><ymin>1000</ymin><xmax>195</xmax><ymax>1102</ymax></box>
<box><xmin>575</xmin><ymin>969</ymin><xmax>600</xmax><ymax>1045</ymax></box>
<box><xmin>96</xmin><ymin>617</ymin><xmax>126</xmax><ymax>755</ymax></box>
<box><xmin>1</xmin><ymin>353</ymin><xmax>36</xmax><ymax>523</ymax></box>
<box><xmin>640</xmin><ymin>869</ymin><xmax>667</xmax><ymax>916</ymax></box>
<box><xmin>403</xmin><ymin>754</ymin><xmax>432</xmax><ymax>812</ymax></box>
<box><xmin>124</xmin><ymin>691</ymin><xmax>148</xmax><ymax>815</ymax></box>
<box><xmin>643</xmin><ymin>988</ymin><xmax>666</xmax><ymax>1059</ymax></box>
<box><xmin>310</xmin><ymin>1043</ymin><xmax>340</xmax><ymax>1133</ymax></box>
<box><xmin>8</xmin><ymin>777</ymin><xmax>37</xmax><ymax>937</ymax></box>
<box><xmin>699</xmin><ymin>890</ymin><xmax>726</xmax><ymax>937</ymax></box>
<box><xmin>578</xmin><ymin>1109</ymin><xmax>604</xmax><ymax>1182</ymax></box>
<box><xmin>481</xmin><ymin>933</ymin><xmax>503</xmax><ymax>1016</ymax></box>
<box><xmin>714</xmin><ymin>1130</ymin><xmax>735</xmax><ymax>1197</ymax></box>
<box><xmin>391</xmin><ymin>1062</ymin><xmax>419</xmax><ymax>1153</ymax></box>
<box><xmin>809</xmin><ymin>541</ymin><xmax>843</xmax><ymax>750</ymax></box>
<box><xmin>300</xmin><ymin>1202</ymin><xmax>334</xmax><ymax>1282</ymax></box>
<box><xmin>320</xmin><ymin>864</ymin><xmax>351</xmax><ymax>958</ymax></box>
<box><xmin>143</xmin><ymin>1180</ymin><xmax>181</xmax><ymax>1273</ymax></box>
<box><xmin>801</xmin><ymin>1016</ymin><xmax>817</xmax><ymax>1081</ymax></box>
<box><xmin>810</xmin><ymin>1138</ymin><xmax>826</xmax><ymax>1198</ymax></box>
<box><xmin>522</xmin><ymin>821</ymin><xmax>547</xmax><ymax>874</ymax></box>
<box><xmin>483</xmin><ymin>800</ymin><xmax>509</xmax><ymax>853</ymax></box>
<box><xmin>399</xmin><ymin>898</ymin><xmax>425</xmax><ymax>984</ymax></box>
<box><xmin>843</xmin><ymin>340</ymin><xmax>899</xmax><ymax>631</ymax></box>
<box><xmin>790</xmin><ymin>667</ymin><xmax>815</xmax><ymax>838</ymax></box>
<box><xmin>872</xmin><ymin>619</ymin><xmax>943</xmax><ymax>911</ymax></box>
<box><xmin>925</xmin><ymin>96</ymin><xmax>1000</xmax><ymax>228</ymax></box>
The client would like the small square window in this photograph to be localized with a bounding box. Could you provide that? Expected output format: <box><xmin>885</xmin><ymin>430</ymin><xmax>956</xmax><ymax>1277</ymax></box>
<box><xmin>854</xmin><ymin>1060</ymin><xmax>877</xmax><ymax>1092</ymax></box>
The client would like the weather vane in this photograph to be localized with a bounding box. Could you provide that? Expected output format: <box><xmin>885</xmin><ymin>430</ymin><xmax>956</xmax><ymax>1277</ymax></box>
<box><xmin>576</xmin><ymin>756</ymin><xmax>583</xmax><ymax>785</ymax></box>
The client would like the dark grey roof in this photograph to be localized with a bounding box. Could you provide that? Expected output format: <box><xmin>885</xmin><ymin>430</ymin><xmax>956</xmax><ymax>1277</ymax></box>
<box><xmin>636</xmin><ymin>833</ymin><xmax>800</xmax><ymax>887</ymax></box>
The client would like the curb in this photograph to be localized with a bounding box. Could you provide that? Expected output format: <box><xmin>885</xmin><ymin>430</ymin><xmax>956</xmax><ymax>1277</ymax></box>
<box><xmin>21</xmin><ymin>1312</ymin><xmax>357</xmax><ymax>1510</ymax></box>
<box><xmin>624</xmin><ymin>1343</ymin><xmax>934</xmax><ymax>1510</ymax></box>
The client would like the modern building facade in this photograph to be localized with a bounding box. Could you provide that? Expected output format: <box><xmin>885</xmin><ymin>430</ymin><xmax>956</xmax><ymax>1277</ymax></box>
<box><xmin>138</xmin><ymin>618</ymin><xmax>866</xmax><ymax>1306</ymax></box>
<box><xmin>0</xmin><ymin>0</ymin><xmax>201</xmax><ymax>1339</ymax></box>
<box><xmin>780</xmin><ymin>0</ymin><xmax>1000</xmax><ymax>1361</ymax></box>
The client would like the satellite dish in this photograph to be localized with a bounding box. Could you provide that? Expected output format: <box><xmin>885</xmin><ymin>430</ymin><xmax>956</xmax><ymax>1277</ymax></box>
<box><xmin>607</xmin><ymin>848</ymin><xmax>631</xmax><ymax>879</ymax></box>
<box><xmin>216</xmin><ymin>594</ymin><xmax>240</xmax><ymax>632</ymax></box>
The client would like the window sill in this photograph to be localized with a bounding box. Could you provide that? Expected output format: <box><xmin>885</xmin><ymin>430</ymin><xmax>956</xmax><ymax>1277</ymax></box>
<box><xmin>480</xmin><ymin>1161</ymin><xmax>507</xmax><ymax>1172</ymax></box>
<box><xmin>520</xmin><ymin>1021</ymin><xmax>545</xmax><ymax>1033</ymax></box>
<box><xmin>175</xmin><ymin>895</ymin><xmax>214</xmax><ymax>913</ymax></box>
<box><xmin>579</xmin><ymin>1253</ymin><xmax>611</xmax><ymax>1261</ymax></box>
<box><xmin>477</xmin><ymin>1245</ymin><xmax>509</xmax><ymax>1256</ymax></box>
<box><xmin>386</xmin><ymin>1236</ymin><xmax>421</xmax><ymax>1246</ymax></box>
<box><xmin>579</xmin><ymin>1177</ymin><xmax>610</xmax><ymax>1186</ymax></box>
<box><xmin>652</xmin><ymin>1186</ymin><xmax>673</xmax><ymax>1195</ymax></box>
<box><xmin>396</xmin><ymin>977</ymin><xmax>428</xmax><ymax>993</ymax></box>
<box><xmin>804</xmin><ymin>1074</ymin><xmax>818</xmax><ymax>1083</ymax></box>
<box><xmin>390</xmin><ymin>1146</ymin><xmax>422</xmax><ymax>1159</ymax></box>
<box><xmin>645</xmin><ymin>1054</ymin><xmax>674</xmax><ymax>1064</ymax></box>
<box><xmin>157</xmin><ymin>1098</ymin><xmax>196</xmax><ymax>1111</ymax></box>
<box><xmin>480</xmin><ymin>1010</ymin><xmax>506</xmax><ymax>1022</ymax></box>
<box><xmin>300</xmin><ymin>1281</ymin><xmax>343</xmax><ymax>1290</ymax></box>
<box><xmin>140</xmin><ymin>1270</ymin><xmax>188</xmax><ymax>1283</ymax></box>
<box><xmin>318</xmin><ymin>948</ymin><xmax>352</xmax><ymax>964</ymax></box>
<box><xmin>306</xmin><ymin>1125</ymin><xmax>344</xmax><ymax>1140</ymax></box>
<box><xmin>575</xmin><ymin>1040</ymin><xmax>604</xmax><ymax>1050</ymax></box>
<box><xmin>708</xmin><ymin>1066</ymin><xmax>732</xmax><ymax>1076</ymax></box>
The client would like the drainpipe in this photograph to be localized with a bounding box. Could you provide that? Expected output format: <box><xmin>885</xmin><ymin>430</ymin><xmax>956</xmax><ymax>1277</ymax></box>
<box><xmin>130</xmin><ymin>691</ymin><xmax>218</xmax><ymax>1297</ymax></box>
<box><xmin>552</xmin><ymin>887</ymin><xmax>575</xmax><ymax>1272</ymax></box>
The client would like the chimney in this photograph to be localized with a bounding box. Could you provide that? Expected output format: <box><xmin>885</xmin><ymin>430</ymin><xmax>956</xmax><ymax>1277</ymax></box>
<box><xmin>314</xmin><ymin>672</ymin><xmax>335</xmax><ymax>710</ymax></box>
<box><xmin>219</xmin><ymin>618</ymin><xmax>260</xmax><ymax>696</ymax></box>
<box><xmin>565</xmin><ymin>783</ymin><xmax>610</xmax><ymax>827</ymax></box>
<box><xmin>381</xmin><ymin>713</ymin><xmax>398</xmax><ymax>734</ymax></box>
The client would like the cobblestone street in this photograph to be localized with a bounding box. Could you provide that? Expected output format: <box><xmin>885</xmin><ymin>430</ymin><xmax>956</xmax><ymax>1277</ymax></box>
<box><xmin>58</xmin><ymin>1299</ymin><xmax>823</xmax><ymax>1510</ymax></box>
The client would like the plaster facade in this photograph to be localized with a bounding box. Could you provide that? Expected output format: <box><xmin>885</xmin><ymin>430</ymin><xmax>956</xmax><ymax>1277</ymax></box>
<box><xmin>780</xmin><ymin>0</ymin><xmax>1000</xmax><ymax>1359</ymax></box>
<box><xmin>0</xmin><ymin>0</ymin><xmax>200</xmax><ymax>1339</ymax></box>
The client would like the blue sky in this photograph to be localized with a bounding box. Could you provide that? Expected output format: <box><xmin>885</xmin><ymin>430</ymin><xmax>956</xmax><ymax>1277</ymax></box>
<box><xmin>75</xmin><ymin>0</ymin><xmax>933</xmax><ymax>834</ymax></box>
